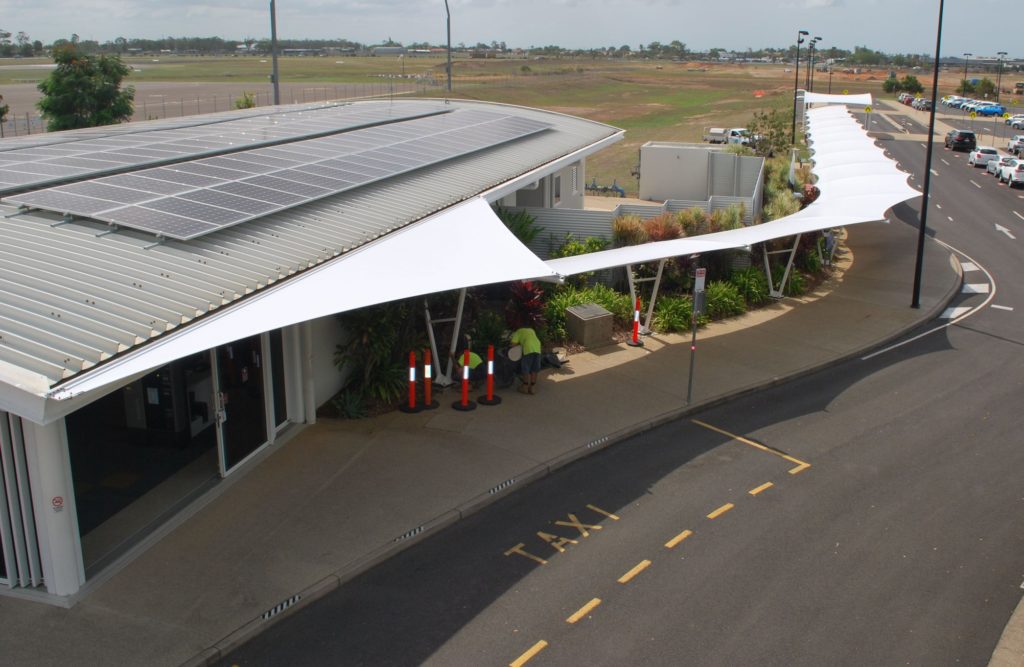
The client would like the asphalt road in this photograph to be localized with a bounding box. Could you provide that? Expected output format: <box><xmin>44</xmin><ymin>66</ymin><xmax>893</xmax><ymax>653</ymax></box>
<box><xmin>221</xmin><ymin>108</ymin><xmax>1024</xmax><ymax>667</ymax></box>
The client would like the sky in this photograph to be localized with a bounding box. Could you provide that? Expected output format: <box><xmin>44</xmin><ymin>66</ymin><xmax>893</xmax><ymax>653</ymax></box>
<box><xmin>1</xmin><ymin>0</ymin><xmax>1017</xmax><ymax>59</ymax></box>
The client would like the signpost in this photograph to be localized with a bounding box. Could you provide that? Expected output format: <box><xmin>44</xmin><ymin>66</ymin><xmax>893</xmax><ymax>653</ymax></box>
<box><xmin>864</xmin><ymin>105</ymin><xmax>872</xmax><ymax>129</ymax></box>
<box><xmin>687</xmin><ymin>268</ymin><xmax>706</xmax><ymax>404</ymax></box>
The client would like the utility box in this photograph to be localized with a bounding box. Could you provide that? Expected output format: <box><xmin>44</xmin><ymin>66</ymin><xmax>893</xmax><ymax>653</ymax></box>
<box><xmin>566</xmin><ymin>303</ymin><xmax>613</xmax><ymax>349</ymax></box>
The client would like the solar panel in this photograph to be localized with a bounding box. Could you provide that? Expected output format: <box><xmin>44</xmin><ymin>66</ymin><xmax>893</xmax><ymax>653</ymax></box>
<box><xmin>7</xmin><ymin>109</ymin><xmax>552</xmax><ymax>240</ymax></box>
<box><xmin>0</xmin><ymin>101</ymin><xmax>451</xmax><ymax>194</ymax></box>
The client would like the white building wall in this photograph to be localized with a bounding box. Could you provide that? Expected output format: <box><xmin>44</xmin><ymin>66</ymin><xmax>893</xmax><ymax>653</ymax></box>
<box><xmin>639</xmin><ymin>145</ymin><xmax>710</xmax><ymax>201</ymax></box>
<box><xmin>309</xmin><ymin>315</ymin><xmax>346</xmax><ymax>409</ymax></box>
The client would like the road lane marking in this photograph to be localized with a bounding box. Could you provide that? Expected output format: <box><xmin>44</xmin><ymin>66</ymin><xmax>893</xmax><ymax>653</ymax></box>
<box><xmin>511</xmin><ymin>640</ymin><xmax>548</xmax><ymax>667</ymax></box>
<box><xmin>586</xmin><ymin>504</ymin><xmax>620</xmax><ymax>520</ymax></box>
<box><xmin>948</xmin><ymin>216</ymin><xmax>955</xmax><ymax>222</ymax></box>
<box><xmin>1014</xmin><ymin>211</ymin><xmax>1024</xmax><ymax>221</ymax></box>
<box><xmin>504</xmin><ymin>543</ymin><xmax>548</xmax><ymax>565</ymax></box>
<box><xmin>991</xmin><ymin>304</ymin><xmax>1014</xmax><ymax>311</ymax></box>
<box><xmin>707</xmin><ymin>503</ymin><xmax>735</xmax><ymax>520</ymax></box>
<box><xmin>566</xmin><ymin>598</ymin><xmax>602</xmax><ymax>624</ymax></box>
<box><xmin>963</xmin><ymin>283</ymin><xmax>991</xmax><ymax>294</ymax></box>
<box><xmin>665</xmin><ymin>529</ymin><xmax>693</xmax><ymax>549</ymax></box>
<box><xmin>995</xmin><ymin>223</ymin><xmax>1017</xmax><ymax>239</ymax></box>
<box><xmin>961</xmin><ymin>261</ymin><xmax>979</xmax><ymax>271</ymax></box>
<box><xmin>970</xmin><ymin>180</ymin><xmax>982</xmax><ymax>188</ymax></box>
<box><xmin>936</xmin><ymin>204</ymin><xmax>942</xmax><ymax>209</ymax></box>
<box><xmin>749</xmin><ymin>482</ymin><xmax>774</xmax><ymax>496</ymax></box>
<box><xmin>930</xmin><ymin>169</ymin><xmax>939</xmax><ymax>176</ymax></box>
<box><xmin>691</xmin><ymin>419</ymin><xmax>811</xmax><ymax>473</ymax></box>
<box><xmin>941</xmin><ymin>306</ymin><xmax>972</xmax><ymax>319</ymax></box>
<box><xmin>941</xmin><ymin>158</ymin><xmax>950</xmax><ymax>165</ymax></box>
<box><xmin>618</xmin><ymin>559</ymin><xmax>652</xmax><ymax>584</ymax></box>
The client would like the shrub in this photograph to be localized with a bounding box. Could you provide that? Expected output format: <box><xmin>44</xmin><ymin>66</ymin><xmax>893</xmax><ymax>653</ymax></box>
<box><xmin>495</xmin><ymin>206</ymin><xmax>543</xmax><ymax>245</ymax></box>
<box><xmin>643</xmin><ymin>213</ymin><xmax>682</xmax><ymax>242</ymax></box>
<box><xmin>715</xmin><ymin>204</ymin><xmax>746</xmax><ymax>231</ymax></box>
<box><xmin>764</xmin><ymin>192</ymin><xmax>801</xmax><ymax>221</ymax></box>
<box><xmin>544</xmin><ymin>284</ymin><xmax>632</xmax><ymax>342</ymax></box>
<box><xmin>771</xmin><ymin>265</ymin><xmax>807</xmax><ymax>296</ymax></box>
<box><xmin>612</xmin><ymin>214</ymin><xmax>647</xmax><ymax>247</ymax></box>
<box><xmin>506</xmin><ymin>280</ymin><xmax>547</xmax><ymax>331</ymax></box>
<box><xmin>550</xmin><ymin>233</ymin><xmax>610</xmax><ymax>259</ymax></box>
<box><xmin>335</xmin><ymin>299</ymin><xmax>423</xmax><ymax>405</ymax></box>
<box><xmin>331</xmin><ymin>390</ymin><xmax>368</xmax><ymax>419</ymax></box>
<box><xmin>653</xmin><ymin>295</ymin><xmax>694</xmax><ymax>333</ymax></box>
<box><xmin>704</xmin><ymin>281</ymin><xmax>747</xmax><ymax>319</ymax></box>
<box><xmin>729</xmin><ymin>267</ymin><xmax>769</xmax><ymax>306</ymax></box>
<box><xmin>678</xmin><ymin>207</ymin><xmax>709</xmax><ymax>236</ymax></box>
<box><xmin>469</xmin><ymin>310</ymin><xmax>508</xmax><ymax>351</ymax></box>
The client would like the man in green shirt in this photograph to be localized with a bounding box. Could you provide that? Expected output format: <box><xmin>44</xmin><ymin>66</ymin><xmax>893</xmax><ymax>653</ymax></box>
<box><xmin>510</xmin><ymin>326</ymin><xmax>542</xmax><ymax>394</ymax></box>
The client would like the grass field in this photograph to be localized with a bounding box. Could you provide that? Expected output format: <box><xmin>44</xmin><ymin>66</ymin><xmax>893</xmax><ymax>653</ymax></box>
<box><xmin>0</xmin><ymin>54</ymin><xmax>899</xmax><ymax>193</ymax></box>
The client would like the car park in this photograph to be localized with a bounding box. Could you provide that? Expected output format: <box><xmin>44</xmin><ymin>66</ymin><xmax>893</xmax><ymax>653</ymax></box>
<box><xmin>945</xmin><ymin>129</ymin><xmax>977</xmax><ymax>151</ymax></box>
<box><xmin>987</xmin><ymin>155</ymin><xmax>1017</xmax><ymax>177</ymax></box>
<box><xmin>998</xmin><ymin>158</ymin><xmax>1024</xmax><ymax>188</ymax></box>
<box><xmin>968</xmin><ymin>146</ymin><xmax>999</xmax><ymax>167</ymax></box>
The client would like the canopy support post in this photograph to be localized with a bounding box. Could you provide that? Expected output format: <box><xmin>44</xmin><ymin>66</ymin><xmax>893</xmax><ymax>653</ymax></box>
<box><xmin>763</xmin><ymin>233</ymin><xmax>802</xmax><ymax>299</ymax></box>
<box><xmin>424</xmin><ymin>288</ymin><xmax>467</xmax><ymax>387</ymax></box>
<box><xmin>626</xmin><ymin>259</ymin><xmax>667</xmax><ymax>335</ymax></box>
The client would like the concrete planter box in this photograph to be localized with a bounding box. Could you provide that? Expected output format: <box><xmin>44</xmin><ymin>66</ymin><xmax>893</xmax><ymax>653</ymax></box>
<box><xmin>566</xmin><ymin>303</ymin><xmax>613</xmax><ymax>349</ymax></box>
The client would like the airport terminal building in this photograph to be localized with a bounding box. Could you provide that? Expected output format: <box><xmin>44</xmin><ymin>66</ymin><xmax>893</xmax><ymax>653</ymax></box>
<box><xmin>0</xmin><ymin>99</ymin><xmax>621</xmax><ymax>603</ymax></box>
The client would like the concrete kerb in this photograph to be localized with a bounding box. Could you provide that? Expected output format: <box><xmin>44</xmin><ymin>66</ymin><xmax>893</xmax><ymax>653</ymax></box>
<box><xmin>181</xmin><ymin>243</ymin><xmax>963</xmax><ymax>667</ymax></box>
<box><xmin>990</xmin><ymin>595</ymin><xmax>1024</xmax><ymax>667</ymax></box>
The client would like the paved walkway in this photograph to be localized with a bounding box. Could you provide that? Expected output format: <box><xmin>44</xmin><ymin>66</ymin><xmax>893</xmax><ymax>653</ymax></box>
<box><xmin>0</xmin><ymin>218</ymin><xmax>999</xmax><ymax>666</ymax></box>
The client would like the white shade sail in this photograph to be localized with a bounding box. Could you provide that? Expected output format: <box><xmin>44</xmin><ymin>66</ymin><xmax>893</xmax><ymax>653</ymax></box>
<box><xmin>803</xmin><ymin>91</ymin><xmax>873</xmax><ymax>106</ymax></box>
<box><xmin>50</xmin><ymin>197</ymin><xmax>557</xmax><ymax>400</ymax></box>
<box><xmin>546</xmin><ymin>104</ymin><xmax>918</xmax><ymax>277</ymax></box>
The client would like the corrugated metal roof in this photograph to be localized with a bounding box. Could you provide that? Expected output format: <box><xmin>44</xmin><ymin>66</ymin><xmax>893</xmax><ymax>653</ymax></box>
<box><xmin>0</xmin><ymin>99</ymin><xmax>621</xmax><ymax>387</ymax></box>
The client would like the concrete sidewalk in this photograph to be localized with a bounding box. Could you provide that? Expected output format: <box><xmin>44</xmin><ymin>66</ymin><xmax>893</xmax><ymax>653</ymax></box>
<box><xmin>0</xmin><ymin>220</ymin><xmax>975</xmax><ymax>666</ymax></box>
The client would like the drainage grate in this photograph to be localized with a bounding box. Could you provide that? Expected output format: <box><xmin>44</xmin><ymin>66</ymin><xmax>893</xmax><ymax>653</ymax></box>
<box><xmin>488</xmin><ymin>478</ymin><xmax>516</xmax><ymax>494</ymax></box>
<box><xmin>587</xmin><ymin>436</ymin><xmax>610</xmax><ymax>449</ymax></box>
<box><xmin>395</xmin><ymin>525</ymin><xmax>424</xmax><ymax>542</ymax></box>
<box><xmin>262</xmin><ymin>593</ymin><xmax>302</xmax><ymax>621</ymax></box>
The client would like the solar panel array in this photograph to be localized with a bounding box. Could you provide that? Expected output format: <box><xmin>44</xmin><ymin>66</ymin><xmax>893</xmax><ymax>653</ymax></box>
<box><xmin>0</xmin><ymin>101</ymin><xmax>449</xmax><ymax>194</ymax></box>
<box><xmin>7</xmin><ymin>109</ymin><xmax>551</xmax><ymax>240</ymax></box>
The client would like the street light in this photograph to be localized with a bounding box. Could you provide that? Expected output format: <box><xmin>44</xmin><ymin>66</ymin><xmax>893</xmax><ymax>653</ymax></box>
<box><xmin>791</xmin><ymin>29</ymin><xmax>809</xmax><ymax>145</ymax></box>
<box><xmin>444</xmin><ymin>0</ymin><xmax>452</xmax><ymax>94</ymax></box>
<box><xmin>962</xmin><ymin>52</ymin><xmax>971</xmax><ymax>95</ymax></box>
<box><xmin>809</xmin><ymin>38</ymin><xmax>823</xmax><ymax>92</ymax></box>
<box><xmin>912</xmin><ymin>0</ymin><xmax>945</xmax><ymax>309</ymax></box>
<box><xmin>996</xmin><ymin>51</ymin><xmax>1007</xmax><ymax>104</ymax></box>
<box><xmin>806</xmin><ymin>37</ymin><xmax>820</xmax><ymax>90</ymax></box>
<box><xmin>828</xmin><ymin>65</ymin><xmax>834</xmax><ymax>94</ymax></box>
<box><xmin>269</xmin><ymin>0</ymin><xmax>280</xmax><ymax>105</ymax></box>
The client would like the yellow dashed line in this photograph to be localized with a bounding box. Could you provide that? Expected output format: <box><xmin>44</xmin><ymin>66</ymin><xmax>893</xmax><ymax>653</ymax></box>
<box><xmin>566</xmin><ymin>597</ymin><xmax>602</xmax><ymax>624</ymax></box>
<box><xmin>618</xmin><ymin>559</ymin><xmax>652</xmax><ymax>584</ymax></box>
<box><xmin>510</xmin><ymin>640</ymin><xmax>548</xmax><ymax>667</ymax></box>
<box><xmin>664</xmin><ymin>529</ymin><xmax>693</xmax><ymax>549</ymax></box>
<box><xmin>691</xmin><ymin>419</ymin><xmax>811</xmax><ymax>472</ymax></box>
<box><xmin>707</xmin><ymin>503</ymin><xmax>734</xmax><ymax>520</ymax></box>
<box><xmin>749</xmin><ymin>482</ymin><xmax>774</xmax><ymax>496</ymax></box>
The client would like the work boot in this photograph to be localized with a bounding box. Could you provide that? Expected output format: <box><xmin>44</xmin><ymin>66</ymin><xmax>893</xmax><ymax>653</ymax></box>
<box><xmin>518</xmin><ymin>383</ymin><xmax>530</xmax><ymax>395</ymax></box>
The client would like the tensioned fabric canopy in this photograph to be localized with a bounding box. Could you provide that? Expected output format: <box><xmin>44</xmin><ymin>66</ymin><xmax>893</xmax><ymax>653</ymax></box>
<box><xmin>803</xmin><ymin>91</ymin><xmax>873</xmax><ymax>106</ymax></box>
<box><xmin>49</xmin><ymin>197</ymin><xmax>557</xmax><ymax>401</ymax></box>
<box><xmin>546</xmin><ymin>103</ymin><xmax>918</xmax><ymax>277</ymax></box>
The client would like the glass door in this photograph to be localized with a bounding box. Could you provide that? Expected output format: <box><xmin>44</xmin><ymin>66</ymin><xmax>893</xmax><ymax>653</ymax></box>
<box><xmin>215</xmin><ymin>335</ymin><xmax>268</xmax><ymax>474</ymax></box>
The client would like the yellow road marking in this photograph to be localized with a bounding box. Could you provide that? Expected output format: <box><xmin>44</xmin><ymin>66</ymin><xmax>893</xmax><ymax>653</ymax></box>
<box><xmin>566</xmin><ymin>597</ymin><xmax>602</xmax><ymax>624</ymax></box>
<box><xmin>749</xmin><ymin>482</ymin><xmax>774</xmax><ymax>496</ymax></box>
<box><xmin>586</xmin><ymin>504</ymin><xmax>620</xmax><ymax>520</ymax></box>
<box><xmin>707</xmin><ymin>503</ymin><xmax>735</xmax><ymax>519</ymax></box>
<box><xmin>664</xmin><ymin>529</ymin><xmax>693</xmax><ymax>549</ymax></box>
<box><xmin>691</xmin><ymin>419</ymin><xmax>811</xmax><ymax>472</ymax></box>
<box><xmin>618</xmin><ymin>559</ymin><xmax>652</xmax><ymax>584</ymax></box>
<box><xmin>510</xmin><ymin>640</ymin><xmax>548</xmax><ymax>667</ymax></box>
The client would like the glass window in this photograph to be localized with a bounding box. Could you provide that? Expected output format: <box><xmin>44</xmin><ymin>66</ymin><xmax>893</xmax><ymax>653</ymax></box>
<box><xmin>270</xmin><ymin>330</ymin><xmax>288</xmax><ymax>428</ymax></box>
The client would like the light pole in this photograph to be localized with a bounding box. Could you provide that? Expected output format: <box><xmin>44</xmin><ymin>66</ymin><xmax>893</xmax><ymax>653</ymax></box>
<box><xmin>912</xmin><ymin>0</ymin><xmax>945</xmax><ymax>309</ymax></box>
<box><xmin>961</xmin><ymin>52</ymin><xmax>971</xmax><ymax>96</ymax></box>
<box><xmin>996</xmin><ymin>51</ymin><xmax>1007</xmax><ymax>104</ymax></box>
<box><xmin>791</xmin><ymin>29</ymin><xmax>809</xmax><ymax>145</ymax></box>
<box><xmin>828</xmin><ymin>65</ymin><xmax>834</xmax><ymax>94</ymax></box>
<box><xmin>444</xmin><ymin>0</ymin><xmax>452</xmax><ymax>94</ymax></box>
<box><xmin>809</xmin><ymin>38</ymin><xmax>822</xmax><ymax>92</ymax></box>
<box><xmin>269</xmin><ymin>0</ymin><xmax>280</xmax><ymax>105</ymax></box>
<box><xmin>806</xmin><ymin>37</ymin><xmax>819</xmax><ymax>90</ymax></box>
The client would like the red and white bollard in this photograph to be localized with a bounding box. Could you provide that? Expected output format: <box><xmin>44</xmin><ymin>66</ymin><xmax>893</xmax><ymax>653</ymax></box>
<box><xmin>452</xmin><ymin>349</ymin><xmax>477</xmax><ymax>411</ymax></box>
<box><xmin>627</xmin><ymin>296</ymin><xmax>644</xmax><ymax>347</ymax></box>
<box><xmin>478</xmin><ymin>344</ymin><xmax>502</xmax><ymax>406</ymax></box>
<box><xmin>422</xmin><ymin>348</ymin><xmax>438</xmax><ymax>410</ymax></box>
<box><xmin>399</xmin><ymin>351</ymin><xmax>421</xmax><ymax>413</ymax></box>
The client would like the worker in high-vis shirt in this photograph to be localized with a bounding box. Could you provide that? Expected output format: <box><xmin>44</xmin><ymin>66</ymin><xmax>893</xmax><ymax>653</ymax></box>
<box><xmin>453</xmin><ymin>335</ymin><xmax>486</xmax><ymax>386</ymax></box>
<box><xmin>509</xmin><ymin>325</ymin><xmax>542</xmax><ymax>394</ymax></box>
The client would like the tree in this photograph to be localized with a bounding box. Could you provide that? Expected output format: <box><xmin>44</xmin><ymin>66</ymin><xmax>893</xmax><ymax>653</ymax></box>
<box><xmin>975</xmin><ymin>77</ymin><xmax>996</xmax><ymax>98</ymax></box>
<box><xmin>882</xmin><ymin>76</ymin><xmax>899</xmax><ymax>93</ymax></box>
<box><xmin>36</xmin><ymin>44</ymin><xmax>135</xmax><ymax>131</ymax></box>
<box><xmin>899</xmin><ymin>75</ymin><xmax>923</xmax><ymax>95</ymax></box>
<box><xmin>957</xmin><ymin>79</ymin><xmax>976</xmax><ymax>95</ymax></box>
<box><xmin>746</xmin><ymin>108</ymin><xmax>789</xmax><ymax>158</ymax></box>
<box><xmin>0</xmin><ymin>94</ymin><xmax>9</xmax><ymax>138</ymax></box>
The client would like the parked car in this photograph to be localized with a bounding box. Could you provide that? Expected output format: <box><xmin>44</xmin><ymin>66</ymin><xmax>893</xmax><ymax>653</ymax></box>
<box><xmin>968</xmin><ymin>146</ymin><xmax>1000</xmax><ymax>167</ymax></box>
<box><xmin>1011</xmin><ymin>117</ymin><xmax>1024</xmax><ymax>130</ymax></box>
<box><xmin>977</xmin><ymin>104</ymin><xmax>1006</xmax><ymax>117</ymax></box>
<box><xmin>987</xmin><ymin>155</ymin><xmax>1017</xmax><ymax>176</ymax></box>
<box><xmin>1003</xmin><ymin>114</ymin><xmax>1024</xmax><ymax>126</ymax></box>
<box><xmin>945</xmin><ymin>129</ymin><xmax>977</xmax><ymax>151</ymax></box>
<box><xmin>987</xmin><ymin>155</ymin><xmax>1017</xmax><ymax>177</ymax></box>
<box><xmin>998</xmin><ymin>158</ymin><xmax>1024</xmax><ymax>188</ymax></box>
<box><xmin>1009</xmin><ymin>135</ymin><xmax>1024</xmax><ymax>156</ymax></box>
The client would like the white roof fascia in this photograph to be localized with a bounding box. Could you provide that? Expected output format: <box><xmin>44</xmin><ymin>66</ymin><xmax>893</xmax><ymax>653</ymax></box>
<box><xmin>547</xmin><ymin>105</ymin><xmax>917</xmax><ymax>278</ymax></box>
<box><xmin>803</xmin><ymin>92</ymin><xmax>873</xmax><ymax>106</ymax></box>
<box><xmin>481</xmin><ymin>130</ymin><xmax>625</xmax><ymax>203</ymax></box>
<box><xmin>45</xmin><ymin>197</ymin><xmax>557</xmax><ymax>405</ymax></box>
